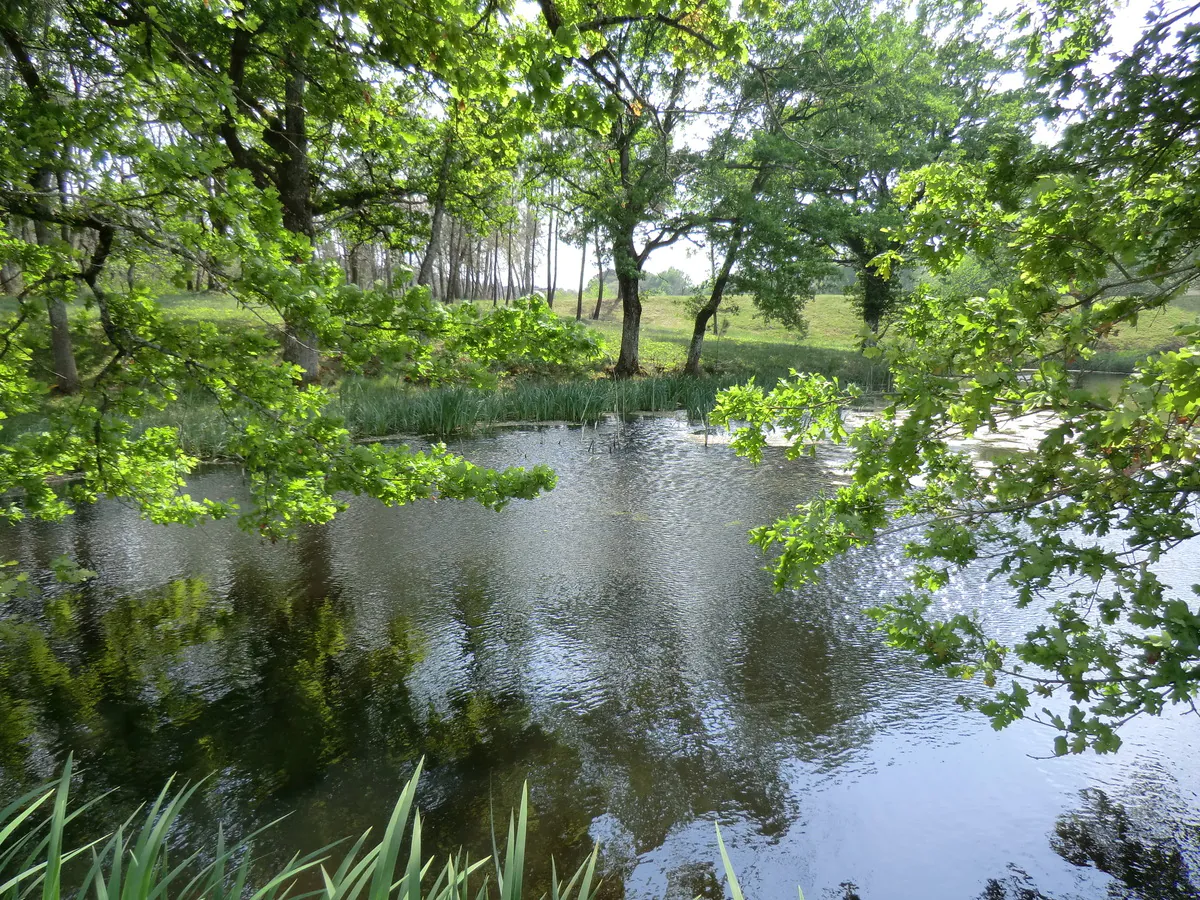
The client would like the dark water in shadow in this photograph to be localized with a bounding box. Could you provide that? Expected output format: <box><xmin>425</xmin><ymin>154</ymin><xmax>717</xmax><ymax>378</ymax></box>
<box><xmin>1</xmin><ymin>414</ymin><xmax>1199</xmax><ymax>900</ymax></box>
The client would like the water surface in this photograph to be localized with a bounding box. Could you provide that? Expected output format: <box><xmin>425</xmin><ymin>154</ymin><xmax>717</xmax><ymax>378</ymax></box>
<box><xmin>1</xmin><ymin>415</ymin><xmax>1198</xmax><ymax>900</ymax></box>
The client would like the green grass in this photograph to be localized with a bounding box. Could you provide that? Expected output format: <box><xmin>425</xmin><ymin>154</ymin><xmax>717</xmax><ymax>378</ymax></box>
<box><xmin>153</xmin><ymin>291</ymin><xmax>284</xmax><ymax>327</ymax></box>
<box><xmin>576</xmin><ymin>291</ymin><xmax>861</xmax><ymax>347</ymax></box>
<box><xmin>5</xmin><ymin>285</ymin><xmax>1196</xmax><ymax>364</ymax></box>
<box><xmin>0</xmin><ymin>290</ymin><xmax>283</xmax><ymax>329</ymax></box>
<box><xmin>557</xmin><ymin>292</ymin><xmax>863</xmax><ymax>371</ymax></box>
<box><xmin>15</xmin><ymin>286</ymin><xmax>1189</xmax><ymax>378</ymax></box>
<box><xmin>0</xmin><ymin>758</ymin><xmax>607</xmax><ymax>900</ymax></box>
<box><xmin>575</xmin><ymin>289</ymin><xmax>1200</xmax><ymax>370</ymax></box>
<box><xmin>1089</xmin><ymin>299</ymin><xmax>1198</xmax><ymax>367</ymax></box>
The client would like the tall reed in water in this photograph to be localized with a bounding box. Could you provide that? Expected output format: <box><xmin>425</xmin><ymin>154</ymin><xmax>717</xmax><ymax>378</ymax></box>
<box><xmin>1</xmin><ymin>759</ymin><xmax>805</xmax><ymax>900</ymax></box>
<box><xmin>0</xmin><ymin>758</ymin><xmax>600</xmax><ymax>900</ymax></box>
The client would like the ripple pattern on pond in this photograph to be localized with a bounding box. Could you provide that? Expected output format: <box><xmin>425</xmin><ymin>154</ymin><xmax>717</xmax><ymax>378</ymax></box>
<box><xmin>1</xmin><ymin>414</ymin><xmax>1199</xmax><ymax>900</ymax></box>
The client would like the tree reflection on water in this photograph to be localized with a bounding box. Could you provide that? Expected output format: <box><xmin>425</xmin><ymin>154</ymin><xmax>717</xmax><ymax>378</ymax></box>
<box><xmin>0</xmin><ymin>542</ymin><xmax>575</xmax><ymax>876</ymax></box>
<box><xmin>978</xmin><ymin>788</ymin><xmax>1200</xmax><ymax>900</ymax></box>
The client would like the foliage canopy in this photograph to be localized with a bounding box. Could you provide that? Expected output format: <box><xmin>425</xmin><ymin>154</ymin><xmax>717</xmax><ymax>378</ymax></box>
<box><xmin>0</xmin><ymin>0</ymin><xmax>628</xmax><ymax>536</ymax></box>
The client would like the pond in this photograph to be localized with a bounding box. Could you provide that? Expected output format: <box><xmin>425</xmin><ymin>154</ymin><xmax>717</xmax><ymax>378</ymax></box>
<box><xmin>1</xmin><ymin>414</ymin><xmax>1199</xmax><ymax>900</ymax></box>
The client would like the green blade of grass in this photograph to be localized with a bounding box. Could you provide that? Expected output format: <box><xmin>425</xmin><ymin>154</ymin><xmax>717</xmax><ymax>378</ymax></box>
<box><xmin>714</xmin><ymin>824</ymin><xmax>744</xmax><ymax>900</ymax></box>
<box><xmin>367</xmin><ymin>760</ymin><xmax>423</xmax><ymax>900</ymax></box>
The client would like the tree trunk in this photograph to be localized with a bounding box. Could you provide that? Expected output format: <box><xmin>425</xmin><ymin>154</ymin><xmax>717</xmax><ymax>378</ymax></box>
<box><xmin>418</xmin><ymin>132</ymin><xmax>453</xmax><ymax>288</ymax></box>
<box><xmin>686</xmin><ymin>164</ymin><xmax>773</xmax><ymax>373</ymax></box>
<box><xmin>472</xmin><ymin>237</ymin><xmax>479</xmax><ymax>300</ymax></box>
<box><xmin>282</xmin><ymin>325</ymin><xmax>319</xmax><ymax>382</ymax></box>
<box><xmin>446</xmin><ymin>218</ymin><xmax>462</xmax><ymax>302</ymax></box>
<box><xmin>505</xmin><ymin>213</ymin><xmax>515</xmax><ymax>302</ymax></box>
<box><xmin>0</xmin><ymin>260</ymin><xmax>20</xmax><ymax>294</ymax></box>
<box><xmin>0</xmin><ymin>218</ymin><xmax>21</xmax><ymax>293</ymax></box>
<box><xmin>462</xmin><ymin>233</ymin><xmax>473</xmax><ymax>299</ymax></box>
<box><xmin>685</xmin><ymin>228</ymin><xmax>745</xmax><ymax>377</ymax></box>
<box><xmin>35</xmin><ymin>171</ymin><xmax>80</xmax><ymax>394</ymax></box>
<box><xmin>475</xmin><ymin>235</ymin><xmax>483</xmax><ymax>299</ymax></box>
<box><xmin>860</xmin><ymin>264</ymin><xmax>891</xmax><ymax>334</ymax></box>
<box><xmin>552</xmin><ymin>200</ymin><xmax>561</xmax><ymax>307</ymax></box>
<box><xmin>44</xmin><ymin>291</ymin><xmax>80</xmax><ymax>394</ymax></box>
<box><xmin>491</xmin><ymin>233</ymin><xmax>500</xmax><ymax>307</ymax></box>
<box><xmin>546</xmin><ymin>183</ymin><xmax>556</xmax><ymax>308</ymax></box>
<box><xmin>505</xmin><ymin>220</ymin><xmax>515</xmax><ymax>303</ymax></box>
<box><xmin>529</xmin><ymin>206</ymin><xmax>539</xmax><ymax>294</ymax></box>
<box><xmin>613</xmin><ymin>254</ymin><xmax>641</xmax><ymax>378</ymax></box>
<box><xmin>206</xmin><ymin>176</ymin><xmax>225</xmax><ymax>291</ymax></box>
<box><xmin>1</xmin><ymin>21</ymin><xmax>81</xmax><ymax>394</ymax></box>
<box><xmin>58</xmin><ymin>171</ymin><xmax>74</xmax><ymax>249</ymax></box>
<box><xmin>275</xmin><ymin>54</ymin><xmax>320</xmax><ymax>384</ymax></box>
<box><xmin>611</xmin><ymin>120</ymin><xmax>644</xmax><ymax>378</ymax></box>
<box><xmin>576</xmin><ymin>232</ymin><xmax>587</xmax><ymax>321</ymax></box>
<box><xmin>591</xmin><ymin>229</ymin><xmax>605</xmax><ymax>320</ymax></box>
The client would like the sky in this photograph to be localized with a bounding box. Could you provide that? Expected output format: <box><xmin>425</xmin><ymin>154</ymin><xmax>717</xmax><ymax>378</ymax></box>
<box><xmin>534</xmin><ymin>0</ymin><xmax>1170</xmax><ymax>291</ymax></box>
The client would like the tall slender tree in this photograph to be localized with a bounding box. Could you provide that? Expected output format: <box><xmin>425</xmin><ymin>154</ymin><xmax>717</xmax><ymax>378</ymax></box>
<box><xmin>536</xmin><ymin>0</ymin><xmax>746</xmax><ymax>376</ymax></box>
<box><xmin>575</xmin><ymin>231</ymin><xmax>587</xmax><ymax>321</ymax></box>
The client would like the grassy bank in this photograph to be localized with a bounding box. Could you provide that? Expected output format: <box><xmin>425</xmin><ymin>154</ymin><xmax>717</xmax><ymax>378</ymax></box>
<box><xmin>581</xmin><ymin>291</ymin><xmax>865</xmax><ymax>359</ymax></box>
<box><xmin>572</xmin><ymin>289</ymin><xmax>1200</xmax><ymax>371</ymax></box>
<box><xmin>5</xmin><ymin>288</ymin><xmax>1194</xmax><ymax>453</ymax></box>
<box><xmin>2</xmin><ymin>291</ymin><xmax>887</xmax><ymax>452</ymax></box>
<box><xmin>5</xmin><ymin>287</ymin><xmax>1197</xmax><ymax>372</ymax></box>
<box><xmin>10</xmin><ymin>287</ymin><xmax>1190</xmax><ymax>379</ymax></box>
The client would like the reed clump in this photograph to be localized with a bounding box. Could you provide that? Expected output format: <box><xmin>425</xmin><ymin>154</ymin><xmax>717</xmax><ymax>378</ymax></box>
<box><xmin>330</xmin><ymin>375</ymin><xmax>738</xmax><ymax>439</ymax></box>
<box><xmin>0</xmin><ymin>759</ymin><xmax>792</xmax><ymax>900</ymax></box>
<box><xmin>333</xmin><ymin>347</ymin><xmax>889</xmax><ymax>441</ymax></box>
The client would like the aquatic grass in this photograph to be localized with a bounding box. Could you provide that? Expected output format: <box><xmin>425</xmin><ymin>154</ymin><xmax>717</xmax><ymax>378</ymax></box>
<box><xmin>0</xmin><ymin>760</ymin><xmax>789</xmax><ymax>900</ymax></box>
<box><xmin>332</xmin><ymin>352</ymin><xmax>888</xmax><ymax>441</ymax></box>
<box><xmin>1079</xmin><ymin>350</ymin><xmax>1155</xmax><ymax>375</ymax></box>
<box><xmin>137</xmin><ymin>394</ymin><xmax>240</xmax><ymax>459</ymax></box>
<box><xmin>331</xmin><ymin>376</ymin><xmax>743</xmax><ymax>438</ymax></box>
<box><xmin>713</xmin><ymin>824</ymin><xmax>804</xmax><ymax>900</ymax></box>
<box><xmin>119</xmin><ymin>348</ymin><xmax>1145</xmax><ymax>456</ymax></box>
<box><xmin>55</xmin><ymin>362</ymin><xmax>890</xmax><ymax>457</ymax></box>
<box><xmin>715</xmin><ymin>825</ymin><xmax>745</xmax><ymax>900</ymax></box>
<box><xmin>0</xmin><ymin>760</ymin><xmax>621</xmax><ymax>900</ymax></box>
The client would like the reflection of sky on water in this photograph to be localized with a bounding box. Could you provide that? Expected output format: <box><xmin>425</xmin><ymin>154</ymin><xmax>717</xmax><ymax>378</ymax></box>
<box><xmin>1</xmin><ymin>414</ymin><xmax>1198</xmax><ymax>900</ymax></box>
